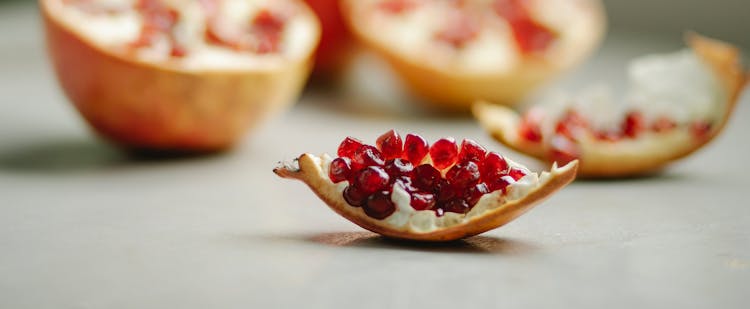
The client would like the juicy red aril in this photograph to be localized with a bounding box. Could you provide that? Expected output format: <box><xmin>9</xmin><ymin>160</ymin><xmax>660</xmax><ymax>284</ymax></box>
<box><xmin>458</xmin><ymin>139</ymin><xmax>487</xmax><ymax>163</ymax></box>
<box><xmin>352</xmin><ymin>145</ymin><xmax>385</xmax><ymax>168</ymax></box>
<box><xmin>442</xmin><ymin>199</ymin><xmax>471</xmax><ymax>214</ymax></box>
<box><xmin>338</xmin><ymin>137</ymin><xmax>364</xmax><ymax>158</ymax></box>
<box><xmin>446</xmin><ymin>161</ymin><xmax>480</xmax><ymax>188</ymax></box>
<box><xmin>412</xmin><ymin>164</ymin><xmax>442</xmax><ymax>192</ymax></box>
<box><xmin>623</xmin><ymin>111</ymin><xmax>645</xmax><ymax>138</ymax></box>
<box><xmin>343</xmin><ymin>186</ymin><xmax>367</xmax><ymax>207</ymax></box>
<box><xmin>486</xmin><ymin>175</ymin><xmax>514</xmax><ymax>192</ymax></box>
<box><xmin>364</xmin><ymin>191</ymin><xmax>396</xmax><ymax>220</ymax></box>
<box><xmin>410</xmin><ymin>192</ymin><xmax>436</xmax><ymax>211</ymax></box>
<box><xmin>494</xmin><ymin>0</ymin><xmax>557</xmax><ymax>54</ymax></box>
<box><xmin>384</xmin><ymin>159</ymin><xmax>413</xmax><ymax>178</ymax></box>
<box><xmin>329</xmin><ymin>157</ymin><xmax>352</xmax><ymax>183</ymax></box>
<box><xmin>519</xmin><ymin>116</ymin><xmax>543</xmax><ymax>142</ymax></box>
<box><xmin>403</xmin><ymin>134</ymin><xmax>429</xmax><ymax>165</ymax></box>
<box><xmin>354</xmin><ymin>166</ymin><xmax>390</xmax><ymax>195</ymax></box>
<box><xmin>436</xmin><ymin>180</ymin><xmax>461</xmax><ymax>202</ymax></box>
<box><xmin>549</xmin><ymin>135</ymin><xmax>580</xmax><ymax>166</ymax></box>
<box><xmin>376</xmin><ymin>130</ymin><xmax>404</xmax><ymax>160</ymax></box>
<box><xmin>250</xmin><ymin>10</ymin><xmax>285</xmax><ymax>54</ymax></box>
<box><xmin>508</xmin><ymin>168</ymin><xmax>526</xmax><ymax>181</ymax></box>
<box><xmin>394</xmin><ymin>176</ymin><xmax>418</xmax><ymax>192</ymax></box>
<box><xmin>556</xmin><ymin>110</ymin><xmax>588</xmax><ymax>139</ymax></box>
<box><xmin>691</xmin><ymin>121</ymin><xmax>712</xmax><ymax>138</ymax></box>
<box><xmin>465</xmin><ymin>183</ymin><xmax>490</xmax><ymax>206</ymax></box>
<box><xmin>652</xmin><ymin>117</ymin><xmax>677</xmax><ymax>133</ymax></box>
<box><xmin>480</xmin><ymin>152</ymin><xmax>509</xmax><ymax>181</ymax></box>
<box><xmin>430</xmin><ymin>137</ymin><xmax>459</xmax><ymax>170</ymax></box>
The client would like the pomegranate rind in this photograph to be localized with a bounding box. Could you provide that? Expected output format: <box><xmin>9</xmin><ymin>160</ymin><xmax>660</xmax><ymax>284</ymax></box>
<box><xmin>41</xmin><ymin>0</ymin><xmax>321</xmax><ymax>151</ymax></box>
<box><xmin>473</xmin><ymin>34</ymin><xmax>748</xmax><ymax>177</ymax></box>
<box><xmin>340</xmin><ymin>0</ymin><xmax>606</xmax><ymax>112</ymax></box>
<box><xmin>274</xmin><ymin>154</ymin><xmax>577</xmax><ymax>242</ymax></box>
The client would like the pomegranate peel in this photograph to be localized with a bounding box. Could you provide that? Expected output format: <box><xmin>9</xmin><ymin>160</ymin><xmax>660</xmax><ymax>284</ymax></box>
<box><xmin>273</xmin><ymin>133</ymin><xmax>577</xmax><ymax>242</ymax></box>
<box><xmin>473</xmin><ymin>34</ymin><xmax>748</xmax><ymax>178</ymax></box>
<box><xmin>42</xmin><ymin>0</ymin><xmax>321</xmax><ymax>151</ymax></box>
<box><xmin>340</xmin><ymin>0</ymin><xmax>606</xmax><ymax>112</ymax></box>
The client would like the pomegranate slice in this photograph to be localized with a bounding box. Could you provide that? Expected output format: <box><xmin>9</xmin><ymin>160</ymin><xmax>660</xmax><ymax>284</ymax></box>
<box><xmin>340</xmin><ymin>0</ymin><xmax>605</xmax><ymax>111</ymax></box>
<box><xmin>474</xmin><ymin>34</ymin><xmax>749</xmax><ymax>178</ymax></box>
<box><xmin>274</xmin><ymin>131</ymin><xmax>578</xmax><ymax>241</ymax></box>
<box><xmin>42</xmin><ymin>0</ymin><xmax>320</xmax><ymax>151</ymax></box>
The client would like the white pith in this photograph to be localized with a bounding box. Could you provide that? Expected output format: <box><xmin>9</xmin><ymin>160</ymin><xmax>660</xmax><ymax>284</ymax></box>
<box><xmin>350</xmin><ymin>0</ymin><xmax>601</xmax><ymax>73</ymax></box>
<box><xmin>294</xmin><ymin>153</ymin><xmax>563</xmax><ymax>234</ymax></box>
<box><xmin>51</xmin><ymin>0</ymin><xmax>318</xmax><ymax>70</ymax></box>
<box><xmin>530</xmin><ymin>49</ymin><xmax>725</xmax><ymax>142</ymax></box>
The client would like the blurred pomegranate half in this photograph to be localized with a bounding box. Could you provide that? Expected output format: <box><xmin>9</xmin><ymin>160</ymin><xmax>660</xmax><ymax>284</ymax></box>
<box><xmin>341</xmin><ymin>0</ymin><xmax>606</xmax><ymax>112</ymax></box>
<box><xmin>42</xmin><ymin>0</ymin><xmax>320</xmax><ymax>151</ymax></box>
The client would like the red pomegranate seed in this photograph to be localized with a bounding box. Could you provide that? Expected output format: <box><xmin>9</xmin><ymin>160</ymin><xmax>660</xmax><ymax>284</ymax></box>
<box><xmin>338</xmin><ymin>137</ymin><xmax>364</xmax><ymax>158</ymax></box>
<box><xmin>343</xmin><ymin>186</ymin><xmax>367</xmax><ymax>207</ymax></box>
<box><xmin>623</xmin><ymin>111</ymin><xmax>645</xmax><ymax>138</ymax></box>
<box><xmin>508</xmin><ymin>168</ymin><xmax>526</xmax><ymax>181</ymax></box>
<box><xmin>412</xmin><ymin>164</ymin><xmax>442</xmax><ymax>191</ymax></box>
<box><xmin>519</xmin><ymin>115</ymin><xmax>543</xmax><ymax>143</ymax></box>
<box><xmin>555</xmin><ymin>110</ymin><xmax>588</xmax><ymax>139</ymax></box>
<box><xmin>549</xmin><ymin>135</ymin><xmax>580</xmax><ymax>166</ymax></box>
<box><xmin>594</xmin><ymin>130</ymin><xmax>622</xmax><ymax>142</ymax></box>
<box><xmin>480</xmin><ymin>151</ymin><xmax>509</xmax><ymax>181</ymax></box>
<box><xmin>352</xmin><ymin>145</ymin><xmax>385</xmax><ymax>169</ymax></box>
<box><xmin>376</xmin><ymin>130</ymin><xmax>404</xmax><ymax>160</ymax></box>
<box><xmin>384</xmin><ymin>158</ymin><xmax>414</xmax><ymax>178</ymax></box>
<box><xmin>430</xmin><ymin>137</ymin><xmax>459</xmax><ymax>170</ymax></box>
<box><xmin>354</xmin><ymin>166</ymin><xmax>390</xmax><ymax>195</ymax></box>
<box><xmin>410</xmin><ymin>192</ymin><xmax>436</xmax><ymax>211</ymax></box>
<box><xmin>652</xmin><ymin>117</ymin><xmax>677</xmax><ymax>133</ymax></box>
<box><xmin>251</xmin><ymin>10</ymin><xmax>285</xmax><ymax>54</ymax></box>
<box><xmin>690</xmin><ymin>121</ymin><xmax>712</xmax><ymax>138</ymax></box>
<box><xmin>394</xmin><ymin>176</ymin><xmax>418</xmax><ymax>192</ymax></box>
<box><xmin>364</xmin><ymin>191</ymin><xmax>396</xmax><ymax>219</ymax></box>
<box><xmin>486</xmin><ymin>175</ymin><xmax>513</xmax><ymax>192</ymax></box>
<box><xmin>442</xmin><ymin>199</ymin><xmax>470</xmax><ymax>214</ymax></box>
<box><xmin>494</xmin><ymin>0</ymin><xmax>557</xmax><ymax>54</ymax></box>
<box><xmin>329</xmin><ymin>157</ymin><xmax>352</xmax><ymax>183</ymax></box>
<box><xmin>465</xmin><ymin>183</ymin><xmax>489</xmax><ymax>206</ymax></box>
<box><xmin>403</xmin><ymin>134</ymin><xmax>429</xmax><ymax>165</ymax></box>
<box><xmin>436</xmin><ymin>179</ymin><xmax>462</xmax><ymax>203</ymax></box>
<box><xmin>458</xmin><ymin>139</ymin><xmax>487</xmax><ymax>163</ymax></box>
<box><xmin>446</xmin><ymin>161</ymin><xmax>480</xmax><ymax>188</ymax></box>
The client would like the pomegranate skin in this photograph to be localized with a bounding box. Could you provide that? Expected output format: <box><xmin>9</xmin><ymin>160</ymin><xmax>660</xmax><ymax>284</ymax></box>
<box><xmin>41</xmin><ymin>0</ymin><xmax>320</xmax><ymax>152</ymax></box>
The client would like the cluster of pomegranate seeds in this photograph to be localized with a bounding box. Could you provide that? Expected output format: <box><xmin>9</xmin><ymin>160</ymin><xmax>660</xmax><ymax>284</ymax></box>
<box><xmin>205</xmin><ymin>9</ymin><xmax>287</xmax><ymax>54</ymax></box>
<box><xmin>131</xmin><ymin>0</ymin><xmax>186</xmax><ymax>57</ymax></box>
<box><xmin>518</xmin><ymin>108</ymin><xmax>714</xmax><ymax>165</ymax></box>
<box><xmin>493</xmin><ymin>0</ymin><xmax>558</xmax><ymax>54</ymax></box>
<box><xmin>329</xmin><ymin>130</ymin><xmax>528</xmax><ymax>219</ymax></box>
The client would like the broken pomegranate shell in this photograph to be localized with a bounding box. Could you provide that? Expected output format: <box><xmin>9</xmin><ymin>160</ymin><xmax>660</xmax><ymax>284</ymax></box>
<box><xmin>274</xmin><ymin>131</ymin><xmax>578</xmax><ymax>242</ymax></box>
<box><xmin>42</xmin><ymin>0</ymin><xmax>320</xmax><ymax>151</ymax></box>
<box><xmin>473</xmin><ymin>34</ymin><xmax>749</xmax><ymax>178</ymax></box>
<box><xmin>340</xmin><ymin>0</ymin><xmax>606</xmax><ymax>112</ymax></box>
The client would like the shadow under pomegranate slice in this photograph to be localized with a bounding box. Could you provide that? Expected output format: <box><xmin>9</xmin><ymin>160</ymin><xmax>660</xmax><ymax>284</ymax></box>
<box><xmin>473</xmin><ymin>33</ymin><xmax>749</xmax><ymax>178</ymax></box>
<box><xmin>274</xmin><ymin>130</ymin><xmax>578</xmax><ymax>242</ymax></box>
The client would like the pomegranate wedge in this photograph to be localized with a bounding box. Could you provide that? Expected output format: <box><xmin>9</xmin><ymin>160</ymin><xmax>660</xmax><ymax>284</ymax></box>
<box><xmin>274</xmin><ymin>131</ymin><xmax>577</xmax><ymax>241</ymax></box>
<box><xmin>42</xmin><ymin>0</ymin><xmax>320</xmax><ymax>151</ymax></box>
<box><xmin>340</xmin><ymin>0</ymin><xmax>605</xmax><ymax>111</ymax></box>
<box><xmin>473</xmin><ymin>34</ymin><xmax>748</xmax><ymax>178</ymax></box>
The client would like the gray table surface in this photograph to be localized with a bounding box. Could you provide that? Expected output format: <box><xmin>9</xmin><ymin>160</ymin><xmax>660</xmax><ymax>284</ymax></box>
<box><xmin>1</xmin><ymin>2</ymin><xmax>749</xmax><ymax>308</ymax></box>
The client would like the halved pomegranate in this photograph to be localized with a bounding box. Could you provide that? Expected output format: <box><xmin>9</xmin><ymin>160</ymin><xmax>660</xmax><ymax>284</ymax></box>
<box><xmin>340</xmin><ymin>0</ymin><xmax>605</xmax><ymax>111</ymax></box>
<box><xmin>42</xmin><ymin>0</ymin><xmax>320</xmax><ymax>151</ymax></box>
<box><xmin>473</xmin><ymin>34</ymin><xmax>748</xmax><ymax>178</ymax></box>
<box><xmin>274</xmin><ymin>130</ymin><xmax>578</xmax><ymax>241</ymax></box>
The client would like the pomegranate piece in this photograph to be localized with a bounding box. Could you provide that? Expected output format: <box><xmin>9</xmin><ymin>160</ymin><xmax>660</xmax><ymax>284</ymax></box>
<box><xmin>458</xmin><ymin>139</ymin><xmax>487</xmax><ymax>163</ymax></box>
<box><xmin>354</xmin><ymin>166</ymin><xmax>390</xmax><ymax>195</ymax></box>
<box><xmin>403</xmin><ymin>133</ymin><xmax>430</xmax><ymax>165</ymax></box>
<box><xmin>338</xmin><ymin>137</ymin><xmax>364</xmax><ymax>158</ymax></box>
<box><xmin>430</xmin><ymin>137</ymin><xmax>459</xmax><ymax>170</ymax></box>
<box><xmin>376</xmin><ymin>130</ymin><xmax>404</xmax><ymax>160</ymax></box>
<box><xmin>364</xmin><ymin>191</ymin><xmax>397</xmax><ymax>219</ymax></box>
<box><xmin>329</xmin><ymin>157</ymin><xmax>352</xmax><ymax>183</ymax></box>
